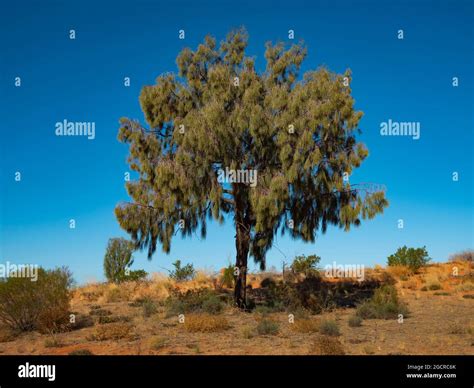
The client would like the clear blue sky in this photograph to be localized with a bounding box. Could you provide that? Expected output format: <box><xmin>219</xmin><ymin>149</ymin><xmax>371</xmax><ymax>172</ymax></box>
<box><xmin>1</xmin><ymin>0</ymin><xmax>473</xmax><ymax>284</ymax></box>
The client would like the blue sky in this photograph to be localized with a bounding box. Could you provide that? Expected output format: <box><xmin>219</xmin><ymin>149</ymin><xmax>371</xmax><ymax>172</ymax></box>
<box><xmin>1</xmin><ymin>0</ymin><xmax>473</xmax><ymax>284</ymax></box>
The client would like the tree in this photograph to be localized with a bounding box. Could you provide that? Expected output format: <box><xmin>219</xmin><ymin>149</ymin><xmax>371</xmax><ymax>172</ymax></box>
<box><xmin>103</xmin><ymin>238</ymin><xmax>135</xmax><ymax>283</ymax></box>
<box><xmin>387</xmin><ymin>246</ymin><xmax>431</xmax><ymax>272</ymax></box>
<box><xmin>115</xmin><ymin>28</ymin><xmax>388</xmax><ymax>309</ymax></box>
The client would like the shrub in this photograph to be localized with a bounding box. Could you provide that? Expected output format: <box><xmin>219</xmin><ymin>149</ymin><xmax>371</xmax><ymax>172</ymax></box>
<box><xmin>165</xmin><ymin>289</ymin><xmax>223</xmax><ymax>316</ymax></box>
<box><xmin>291</xmin><ymin>254</ymin><xmax>321</xmax><ymax>278</ymax></box>
<box><xmin>184</xmin><ymin>314</ymin><xmax>230</xmax><ymax>332</ymax></box>
<box><xmin>98</xmin><ymin>315</ymin><xmax>131</xmax><ymax>324</ymax></box>
<box><xmin>0</xmin><ymin>267</ymin><xmax>73</xmax><ymax>332</ymax></box>
<box><xmin>428</xmin><ymin>283</ymin><xmax>442</xmax><ymax>291</ymax></box>
<box><xmin>201</xmin><ymin>295</ymin><xmax>224</xmax><ymax>315</ymax></box>
<box><xmin>220</xmin><ymin>264</ymin><xmax>235</xmax><ymax>288</ymax></box>
<box><xmin>125</xmin><ymin>270</ymin><xmax>148</xmax><ymax>282</ymax></box>
<box><xmin>169</xmin><ymin>260</ymin><xmax>196</xmax><ymax>282</ymax></box>
<box><xmin>88</xmin><ymin>323</ymin><xmax>133</xmax><ymax>341</ymax></box>
<box><xmin>449</xmin><ymin>250</ymin><xmax>473</xmax><ymax>262</ymax></box>
<box><xmin>103</xmin><ymin>238</ymin><xmax>135</xmax><ymax>283</ymax></box>
<box><xmin>142</xmin><ymin>298</ymin><xmax>157</xmax><ymax>318</ymax></box>
<box><xmin>319</xmin><ymin>319</ymin><xmax>340</xmax><ymax>336</ymax></box>
<box><xmin>348</xmin><ymin>315</ymin><xmax>363</xmax><ymax>327</ymax></box>
<box><xmin>44</xmin><ymin>337</ymin><xmax>63</xmax><ymax>348</ymax></box>
<box><xmin>315</xmin><ymin>336</ymin><xmax>345</xmax><ymax>355</ymax></box>
<box><xmin>68</xmin><ymin>349</ymin><xmax>93</xmax><ymax>355</ymax></box>
<box><xmin>256</xmin><ymin>319</ymin><xmax>280</xmax><ymax>336</ymax></box>
<box><xmin>356</xmin><ymin>285</ymin><xmax>409</xmax><ymax>320</ymax></box>
<box><xmin>387</xmin><ymin>246</ymin><xmax>431</xmax><ymax>271</ymax></box>
<box><xmin>150</xmin><ymin>336</ymin><xmax>168</xmax><ymax>350</ymax></box>
<box><xmin>292</xmin><ymin>318</ymin><xmax>319</xmax><ymax>333</ymax></box>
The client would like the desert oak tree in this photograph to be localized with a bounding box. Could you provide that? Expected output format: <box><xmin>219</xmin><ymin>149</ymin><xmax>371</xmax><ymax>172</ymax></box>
<box><xmin>115</xmin><ymin>28</ymin><xmax>388</xmax><ymax>308</ymax></box>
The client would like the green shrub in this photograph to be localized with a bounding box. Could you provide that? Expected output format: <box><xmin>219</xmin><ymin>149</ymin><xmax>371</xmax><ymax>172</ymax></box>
<box><xmin>348</xmin><ymin>315</ymin><xmax>363</xmax><ymax>327</ymax></box>
<box><xmin>221</xmin><ymin>264</ymin><xmax>235</xmax><ymax>288</ymax></box>
<box><xmin>103</xmin><ymin>238</ymin><xmax>134</xmax><ymax>283</ymax></box>
<box><xmin>291</xmin><ymin>254</ymin><xmax>321</xmax><ymax>278</ymax></box>
<box><xmin>319</xmin><ymin>319</ymin><xmax>340</xmax><ymax>336</ymax></box>
<box><xmin>256</xmin><ymin>319</ymin><xmax>279</xmax><ymax>336</ymax></box>
<box><xmin>169</xmin><ymin>260</ymin><xmax>195</xmax><ymax>282</ymax></box>
<box><xmin>428</xmin><ymin>283</ymin><xmax>442</xmax><ymax>291</ymax></box>
<box><xmin>125</xmin><ymin>269</ymin><xmax>148</xmax><ymax>282</ymax></box>
<box><xmin>165</xmin><ymin>289</ymin><xmax>222</xmax><ymax>316</ymax></box>
<box><xmin>201</xmin><ymin>295</ymin><xmax>224</xmax><ymax>315</ymax></box>
<box><xmin>142</xmin><ymin>298</ymin><xmax>158</xmax><ymax>318</ymax></box>
<box><xmin>387</xmin><ymin>246</ymin><xmax>431</xmax><ymax>271</ymax></box>
<box><xmin>356</xmin><ymin>285</ymin><xmax>409</xmax><ymax>320</ymax></box>
<box><xmin>0</xmin><ymin>267</ymin><xmax>73</xmax><ymax>332</ymax></box>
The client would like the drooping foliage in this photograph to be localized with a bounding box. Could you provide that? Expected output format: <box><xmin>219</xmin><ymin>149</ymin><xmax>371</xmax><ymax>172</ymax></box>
<box><xmin>116</xmin><ymin>28</ymin><xmax>388</xmax><ymax>306</ymax></box>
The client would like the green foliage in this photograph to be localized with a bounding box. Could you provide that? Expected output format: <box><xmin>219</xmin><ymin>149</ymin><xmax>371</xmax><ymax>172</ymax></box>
<box><xmin>356</xmin><ymin>285</ymin><xmax>409</xmax><ymax>320</ymax></box>
<box><xmin>387</xmin><ymin>246</ymin><xmax>431</xmax><ymax>271</ymax></box>
<box><xmin>125</xmin><ymin>269</ymin><xmax>148</xmax><ymax>282</ymax></box>
<box><xmin>115</xmin><ymin>28</ymin><xmax>388</xmax><ymax>274</ymax></box>
<box><xmin>0</xmin><ymin>267</ymin><xmax>73</xmax><ymax>332</ymax></box>
<box><xmin>169</xmin><ymin>260</ymin><xmax>196</xmax><ymax>282</ymax></box>
<box><xmin>256</xmin><ymin>319</ymin><xmax>280</xmax><ymax>336</ymax></box>
<box><xmin>165</xmin><ymin>289</ymin><xmax>224</xmax><ymax>316</ymax></box>
<box><xmin>221</xmin><ymin>264</ymin><xmax>235</xmax><ymax>288</ymax></box>
<box><xmin>103</xmin><ymin>238</ymin><xmax>135</xmax><ymax>283</ymax></box>
<box><xmin>319</xmin><ymin>319</ymin><xmax>340</xmax><ymax>336</ymax></box>
<box><xmin>291</xmin><ymin>254</ymin><xmax>321</xmax><ymax>277</ymax></box>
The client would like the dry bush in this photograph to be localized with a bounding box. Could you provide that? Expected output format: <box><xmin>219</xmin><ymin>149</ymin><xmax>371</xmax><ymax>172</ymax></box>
<box><xmin>88</xmin><ymin>323</ymin><xmax>133</xmax><ymax>341</ymax></box>
<box><xmin>0</xmin><ymin>267</ymin><xmax>73</xmax><ymax>333</ymax></box>
<box><xmin>455</xmin><ymin>281</ymin><xmax>474</xmax><ymax>292</ymax></box>
<box><xmin>449</xmin><ymin>250</ymin><xmax>473</xmax><ymax>263</ymax></box>
<box><xmin>0</xmin><ymin>327</ymin><xmax>16</xmax><ymax>342</ymax></box>
<box><xmin>424</xmin><ymin>274</ymin><xmax>442</xmax><ymax>291</ymax></box>
<box><xmin>73</xmin><ymin>283</ymin><xmax>106</xmax><ymax>302</ymax></box>
<box><xmin>183</xmin><ymin>314</ymin><xmax>230</xmax><ymax>333</ymax></box>
<box><xmin>292</xmin><ymin>318</ymin><xmax>319</xmax><ymax>333</ymax></box>
<box><xmin>314</xmin><ymin>336</ymin><xmax>345</xmax><ymax>355</ymax></box>
<box><xmin>387</xmin><ymin>265</ymin><xmax>412</xmax><ymax>279</ymax></box>
<box><xmin>402</xmin><ymin>278</ymin><xmax>418</xmax><ymax>290</ymax></box>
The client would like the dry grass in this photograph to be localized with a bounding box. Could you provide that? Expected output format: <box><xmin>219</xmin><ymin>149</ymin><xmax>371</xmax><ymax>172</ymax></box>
<box><xmin>183</xmin><ymin>314</ymin><xmax>230</xmax><ymax>333</ymax></box>
<box><xmin>314</xmin><ymin>336</ymin><xmax>345</xmax><ymax>355</ymax></box>
<box><xmin>291</xmin><ymin>318</ymin><xmax>319</xmax><ymax>333</ymax></box>
<box><xmin>87</xmin><ymin>323</ymin><xmax>133</xmax><ymax>341</ymax></box>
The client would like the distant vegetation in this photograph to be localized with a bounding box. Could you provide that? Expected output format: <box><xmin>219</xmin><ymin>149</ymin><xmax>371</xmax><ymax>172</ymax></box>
<box><xmin>169</xmin><ymin>260</ymin><xmax>196</xmax><ymax>282</ymax></box>
<box><xmin>387</xmin><ymin>246</ymin><xmax>431</xmax><ymax>271</ymax></box>
<box><xmin>103</xmin><ymin>238</ymin><xmax>147</xmax><ymax>283</ymax></box>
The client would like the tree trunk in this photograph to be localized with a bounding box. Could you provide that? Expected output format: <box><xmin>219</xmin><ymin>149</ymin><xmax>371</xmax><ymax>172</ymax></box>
<box><xmin>233</xmin><ymin>184</ymin><xmax>250</xmax><ymax>310</ymax></box>
<box><xmin>234</xmin><ymin>221</ymin><xmax>250</xmax><ymax>309</ymax></box>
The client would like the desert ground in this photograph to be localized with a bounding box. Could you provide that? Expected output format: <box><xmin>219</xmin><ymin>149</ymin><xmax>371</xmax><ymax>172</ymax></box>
<box><xmin>0</xmin><ymin>261</ymin><xmax>472</xmax><ymax>356</ymax></box>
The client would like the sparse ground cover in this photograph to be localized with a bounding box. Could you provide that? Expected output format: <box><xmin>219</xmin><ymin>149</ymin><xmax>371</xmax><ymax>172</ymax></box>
<box><xmin>0</xmin><ymin>260</ymin><xmax>472</xmax><ymax>355</ymax></box>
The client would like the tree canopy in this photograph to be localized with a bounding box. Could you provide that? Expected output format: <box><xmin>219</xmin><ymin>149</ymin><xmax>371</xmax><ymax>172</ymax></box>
<box><xmin>115</xmin><ymin>28</ymin><xmax>388</xmax><ymax>307</ymax></box>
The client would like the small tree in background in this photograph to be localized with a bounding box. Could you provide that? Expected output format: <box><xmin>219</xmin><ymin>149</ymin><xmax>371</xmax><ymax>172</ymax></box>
<box><xmin>387</xmin><ymin>246</ymin><xmax>431</xmax><ymax>272</ymax></box>
<box><xmin>169</xmin><ymin>260</ymin><xmax>196</xmax><ymax>282</ymax></box>
<box><xmin>291</xmin><ymin>254</ymin><xmax>321</xmax><ymax>278</ymax></box>
<box><xmin>104</xmin><ymin>238</ymin><xmax>135</xmax><ymax>283</ymax></box>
